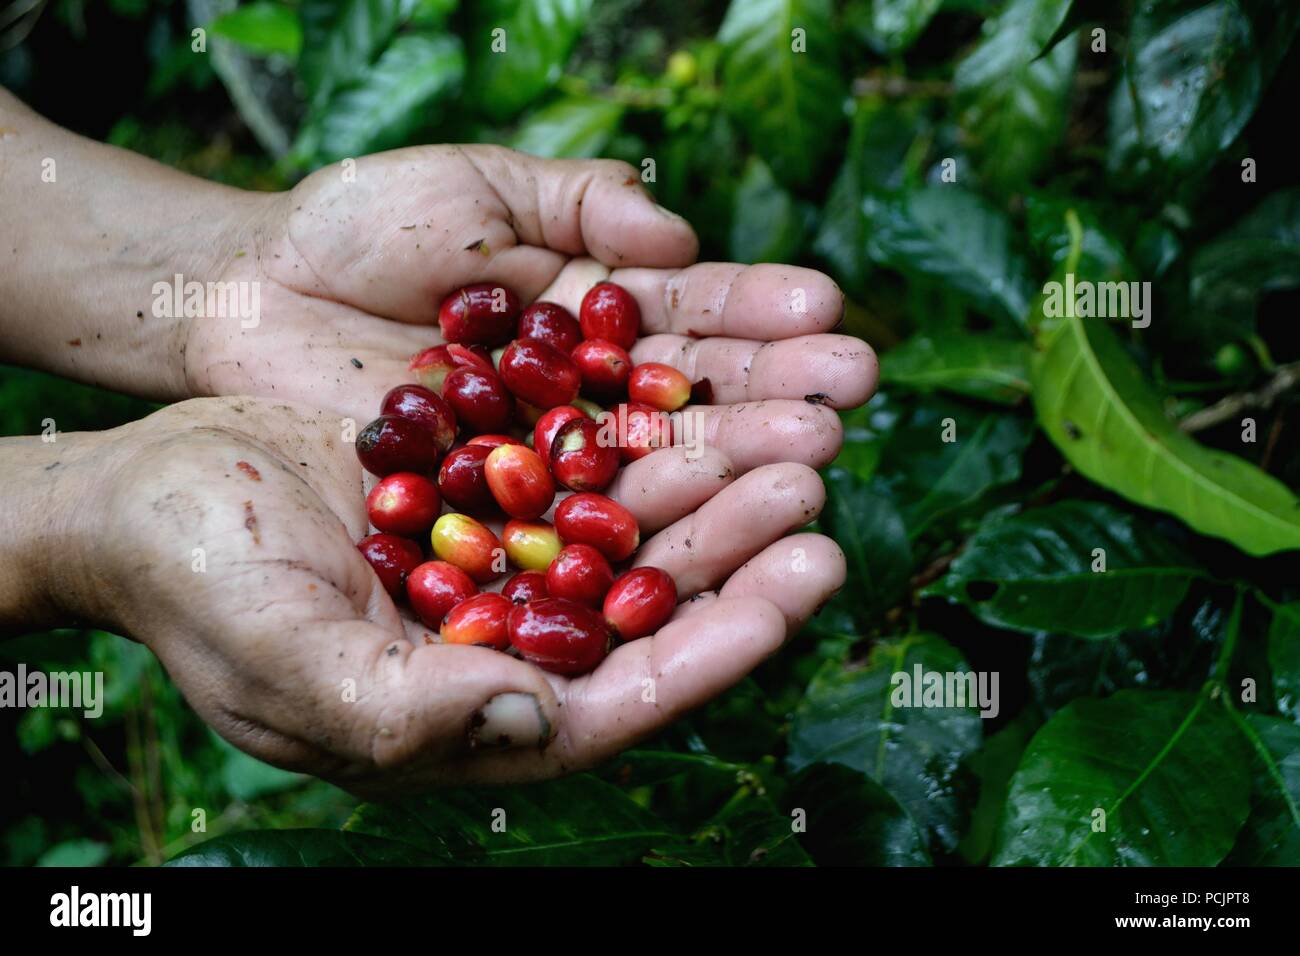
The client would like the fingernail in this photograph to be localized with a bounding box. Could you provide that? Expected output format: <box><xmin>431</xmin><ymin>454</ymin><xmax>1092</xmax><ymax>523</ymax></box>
<box><xmin>468</xmin><ymin>692</ymin><xmax>551</xmax><ymax>750</ymax></box>
<box><xmin>654</xmin><ymin>202</ymin><xmax>685</xmax><ymax>222</ymax></box>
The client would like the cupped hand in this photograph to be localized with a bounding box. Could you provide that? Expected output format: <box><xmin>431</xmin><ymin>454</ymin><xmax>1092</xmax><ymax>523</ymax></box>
<box><xmin>87</xmin><ymin>397</ymin><xmax>849</xmax><ymax>794</ymax></box>
<box><xmin>188</xmin><ymin>144</ymin><xmax>877</xmax><ymax>475</ymax></box>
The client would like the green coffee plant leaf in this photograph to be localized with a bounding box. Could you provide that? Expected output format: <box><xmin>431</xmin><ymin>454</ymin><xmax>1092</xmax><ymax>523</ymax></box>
<box><xmin>958</xmin><ymin>35</ymin><xmax>1076</xmax><ymax>194</ymax></box>
<box><xmin>509</xmin><ymin>96</ymin><xmax>624</xmax><ymax>158</ymax></box>
<box><xmin>1190</xmin><ymin>187</ymin><xmax>1300</xmax><ymax>339</ymax></box>
<box><xmin>729</xmin><ymin>157</ymin><xmax>812</xmax><ymax>264</ymax></box>
<box><xmin>37</xmin><ymin>840</ymin><xmax>111</xmax><ymax>868</ymax></box>
<box><xmin>1107</xmin><ymin>0</ymin><xmax>1274</xmax><ymax>178</ymax></box>
<box><xmin>467</xmin><ymin>0</ymin><xmax>593</xmax><ymax>122</ymax></box>
<box><xmin>299</xmin><ymin>0</ymin><xmax>421</xmax><ymax>105</ymax></box>
<box><xmin>648</xmin><ymin>791</ymin><xmax>812</xmax><ymax>866</ymax></box>
<box><xmin>853</xmin><ymin>0</ymin><xmax>943</xmax><ymax>53</ymax></box>
<box><xmin>209</xmin><ymin>2</ymin><xmax>302</xmax><ymax>58</ymax></box>
<box><xmin>1267</xmin><ymin>600</ymin><xmax>1300</xmax><ymax>722</ymax></box>
<box><xmin>299</xmin><ymin>33</ymin><xmax>465</xmax><ymax>165</ymax></box>
<box><xmin>880</xmin><ymin>332</ymin><xmax>1031</xmax><ymax>405</ymax></box>
<box><xmin>813</xmin><ymin>99</ymin><xmax>923</xmax><ymax>294</ymax></box>
<box><xmin>786</xmin><ymin>763</ymin><xmax>932</xmax><ymax>865</ymax></box>
<box><xmin>346</xmin><ymin>774</ymin><xmax>672</xmax><ymax>865</ymax></box>
<box><xmin>1223</xmin><ymin>714</ymin><xmax>1300</xmax><ymax>865</ymax></box>
<box><xmin>718</xmin><ymin>0</ymin><xmax>845</xmax><ymax>187</ymax></box>
<box><xmin>1031</xmin><ymin>258</ymin><xmax>1300</xmax><ymax>555</ymax></box>
<box><xmin>994</xmin><ymin>690</ymin><xmax>1252</xmax><ymax>865</ymax></box>
<box><xmin>923</xmin><ymin>501</ymin><xmax>1199</xmax><ymax>638</ymax></box>
<box><xmin>954</xmin><ymin>0</ymin><xmax>1075</xmax><ymax>92</ymax></box>
<box><xmin>863</xmin><ymin>187</ymin><xmax>1034</xmax><ymax>324</ymax></box>
<box><xmin>957</xmin><ymin>710</ymin><xmax>1039</xmax><ymax>864</ymax></box>
<box><xmin>788</xmin><ymin>633</ymin><xmax>984</xmax><ymax>854</ymax></box>
<box><xmin>169</xmin><ymin>830</ymin><xmax>433</xmax><ymax>866</ymax></box>
<box><xmin>873</xmin><ymin>397</ymin><xmax>1035</xmax><ymax>539</ymax></box>
<box><xmin>820</xmin><ymin>468</ymin><xmax>911</xmax><ymax>620</ymax></box>
<box><xmin>1025</xmin><ymin>195</ymin><xmax>1136</xmax><ymax>283</ymax></box>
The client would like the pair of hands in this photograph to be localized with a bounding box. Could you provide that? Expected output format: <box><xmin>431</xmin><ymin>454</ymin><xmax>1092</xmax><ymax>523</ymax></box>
<box><xmin>62</xmin><ymin>146</ymin><xmax>876</xmax><ymax>794</ymax></box>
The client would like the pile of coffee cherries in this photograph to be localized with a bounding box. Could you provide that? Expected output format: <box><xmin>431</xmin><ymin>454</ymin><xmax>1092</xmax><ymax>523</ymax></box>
<box><xmin>354</xmin><ymin>281</ymin><xmax>693</xmax><ymax>675</ymax></box>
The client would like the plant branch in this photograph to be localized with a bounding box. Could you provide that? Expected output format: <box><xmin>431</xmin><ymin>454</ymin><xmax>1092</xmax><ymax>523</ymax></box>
<box><xmin>1179</xmin><ymin>361</ymin><xmax>1300</xmax><ymax>433</ymax></box>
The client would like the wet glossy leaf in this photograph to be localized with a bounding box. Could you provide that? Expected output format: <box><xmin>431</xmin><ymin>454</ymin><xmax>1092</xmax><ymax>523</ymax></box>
<box><xmin>880</xmin><ymin>332</ymin><xmax>1031</xmax><ymax>405</ymax></box>
<box><xmin>718</xmin><ymin>0</ymin><xmax>845</xmax><ymax>186</ymax></box>
<box><xmin>729</xmin><ymin>157</ymin><xmax>813</xmax><ymax>264</ymax></box>
<box><xmin>168</xmin><ymin>830</ymin><xmax>433</xmax><ymax>866</ymax></box>
<box><xmin>510</xmin><ymin>96</ymin><xmax>624</xmax><ymax>158</ymax></box>
<box><xmin>467</xmin><ymin>0</ymin><xmax>593</xmax><ymax>121</ymax></box>
<box><xmin>788</xmin><ymin>634</ymin><xmax>984</xmax><ymax>854</ymax></box>
<box><xmin>863</xmin><ymin>187</ymin><xmax>1034</xmax><ymax>324</ymax></box>
<box><xmin>1268</xmin><ymin>601</ymin><xmax>1300</xmax><ymax>722</ymax></box>
<box><xmin>1223</xmin><ymin>714</ymin><xmax>1300</xmax><ymax>865</ymax></box>
<box><xmin>299</xmin><ymin>34</ymin><xmax>465</xmax><ymax>165</ymax></box>
<box><xmin>1032</xmin><ymin>260</ymin><xmax>1300</xmax><ymax>555</ymax></box>
<box><xmin>994</xmin><ymin>690</ymin><xmax>1251</xmax><ymax>865</ymax></box>
<box><xmin>873</xmin><ymin>397</ymin><xmax>1035</xmax><ymax>539</ymax></box>
<box><xmin>923</xmin><ymin>501</ymin><xmax>1199</xmax><ymax>638</ymax></box>
<box><xmin>346</xmin><ymin>774</ymin><xmax>672</xmax><ymax>865</ymax></box>
<box><xmin>959</xmin><ymin>34</ymin><xmax>1076</xmax><ymax>193</ymax></box>
<box><xmin>786</xmin><ymin>763</ymin><xmax>932</xmax><ymax>865</ymax></box>
<box><xmin>1107</xmin><ymin>0</ymin><xmax>1272</xmax><ymax>178</ymax></box>
<box><xmin>954</xmin><ymin>0</ymin><xmax>1075</xmax><ymax>92</ymax></box>
<box><xmin>821</xmin><ymin>468</ymin><xmax>912</xmax><ymax>620</ymax></box>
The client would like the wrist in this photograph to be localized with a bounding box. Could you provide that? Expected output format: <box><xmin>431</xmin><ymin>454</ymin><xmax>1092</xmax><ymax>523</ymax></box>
<box><xmin>0</xmin><ymin>426</ymin><xmax>124</xmax><ymax>635</ymax></box>
<box><xmin>0</xmin><ymin>89</ymin><xmax>276</xmax><ymax>401</ymax></box>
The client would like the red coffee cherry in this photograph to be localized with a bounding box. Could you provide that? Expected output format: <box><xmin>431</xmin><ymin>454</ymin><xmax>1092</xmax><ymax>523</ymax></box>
<box><xmin>437</xmin><ymin>284</ymin><xmax>520</xmax><ymax>346</ymax></box>
<box><xmin>517</xmin><ymin>301</ymin><xmax>582</xmax><ymax>353</ymax></box>
<box><xmin>550</xmin><ymin>417</ymin><xmax>620</xmax><ymax>492</ymax></box>
<box><xmin>533</xmin><ymin>404</ymin><xmax>587</xmax><ymax>465</ymax></box>
<box><xmin>554</xmin><ymin>492</ymin><xmax>640</xmax><ymax>562</ymax></box>
<box><xmin>499</xmin><ymin>338</ymin><xmax>581</xmax><ymax>409</ymax></box>
<box><xmin>380</xmin><ymin>384</ymin><xmax>457</xmax><ymax>453</ymax></box>
<box><xmin>430</xmin><ymin>513</ymin><xmax>504</xmax><ymax>584</ymax></box>
<box><xmin>571</xmin><ymin>339</ymin><xmax>632</xmax><ymax>399</ymax></box>
<box><xmin>356</xmin><ymin>415</ymin><xmax>442</xmax><ymax>477</ymax></box>
<box><xmin>406</xmin><ymin>560</ymin><xmax>478</xmax><ymax>628</ymax></box>
<box><xmin>613</xmin><ymin>402</ymin><xmax>673</xmax><ymax>462</ymax></box>
<box><xmin>485</xmin><ymin>444</ymin><xmax>555</xmax><ymax>520</ymax></box>
<box><xmin>437</xmin><ymin>445</ymin><xmax>495</xmax><ymax>515</ymax></box>
<box><xmin>366</xmin><ymin>472</ymin><xmax>441</xmax><ymax>536</ymax></box>
<box><xmin>579</xmin><ymin>282</ymin><xmax>640</xmax><ymax>349</ymax></box>
<box><xmin>507</xmin><ymin>597</ymin><xmax>612</xmax><ymax>675</ymax></box>
<box><xmin>546</xmin><ymin>543</ymin><xmax>615</xmax><ymax>608</ymax></box>
<box><xmin>441</xmin><ymin>366</ymin><xmax>514</xmax><ymax>434</ymax></box>
<box><xmin>628</xmin><ymin>362</ymin><xmax>691</xmax><ymax>413</ymax></box>
<box><xmin>440</xmin><ymin>592</ymin><xmax>512</xmax><ymax>650</ymax></box>
<box><xmin>502</xmin><ymin>519</ymin><xmax>562</xmax><ymax>572</ymax></box>
<box><xmin>502</xmin><ymin>569</ymin><xmax>549</xmax><ymax>605</ymax></box>
<box><xmin>603</xmin><ymin>567</ymin><xmax>677</xmax><ymax>641</ymax></box>
<box><xmin>357</xmin><ymin>533</ymin><xmax>423</xmax><ymax>600</ymax></box>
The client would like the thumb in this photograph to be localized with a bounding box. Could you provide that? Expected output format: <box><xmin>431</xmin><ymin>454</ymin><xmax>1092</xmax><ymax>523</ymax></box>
<box><xmin>316</xmin><ymin>620</ymin><xmax>561</xmax><ymax>788</ymax></box>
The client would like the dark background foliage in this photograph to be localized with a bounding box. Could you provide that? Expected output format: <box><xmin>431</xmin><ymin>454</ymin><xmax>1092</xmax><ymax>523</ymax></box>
<box><xmin>2</xmin><ymin>0</ymin><xmax>1298</xmax><ymax>867</ymax></box>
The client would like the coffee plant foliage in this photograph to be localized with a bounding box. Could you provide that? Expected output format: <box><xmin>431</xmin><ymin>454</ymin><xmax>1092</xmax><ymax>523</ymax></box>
<box><xmin>3</xmin><ymin>0</ymin><xmax>1300</xmax><ymax>867</ymax></box>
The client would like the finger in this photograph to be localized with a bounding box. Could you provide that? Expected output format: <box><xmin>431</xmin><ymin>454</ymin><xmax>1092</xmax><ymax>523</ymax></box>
<box><xmin>669</xmin><ymin>400</ymin><xmax>843</xmax><ymax>473</ymax></box>
<box><xmin>714</xmin><ymin>533</ymin><xmax>847</xmax><ymax>632</ymax></box>
<box><xmin>607</xmin><ymin>262</ymin><xmax>845</xmax><ymax>339</ymax></box>
<box><xmin>459</xmin><ymin>146</ymin><xmax>699</xmax><ymax>268</ymax></box>
<box><xmin>604</xmin><ymin>445</ymin><xmax>736</xmax><ymax>535</ymax></box>
<box><xmin>441</xmin><ymin>597</ymin><xmax>787</xmax><ymax>782</ymax></box>
<box><xmin>635</xmin><ymin>463</ymin><xmax>826</xmax><ymax>596</ymax></box>
<box><xmin>533</xmin><ymin>256</ymin><xmax>611</xmax><ymax>313</ymax></box>
<box><xmin>632</xmin><ymin>333</ymin><xmax>877</xmax><ymax>410</ymax></box>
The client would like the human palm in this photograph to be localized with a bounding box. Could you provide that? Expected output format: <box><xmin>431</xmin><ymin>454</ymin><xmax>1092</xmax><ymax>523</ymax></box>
<box><xmin>94</xmin><ymin>397</ymin><xmax>849</xmax><ymax>794</ymax></box>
